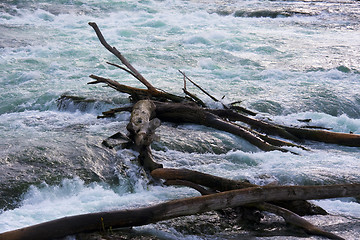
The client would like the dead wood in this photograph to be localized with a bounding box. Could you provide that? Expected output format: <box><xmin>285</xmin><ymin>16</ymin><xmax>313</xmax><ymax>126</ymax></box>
<box><xmin>1</xmin><ymin>183</ymin><xmax>358</xmax><ymax>240</ymax></box>
<box><xmin>257</xmin><ymin>203</ymin><xmax>344</xmax><ymax>240</ymax></box>
<box><xmin>179</xmin><ymin>70</ymin><xmax>221</xmax><ymax>103</ymax></box>
<box><xmin>88</xmin><ymin>74</ymin><xmax>151</xmax><ymax>99</ymax></box>
<box><xmin>151</xmin><ymin>168</ymin><xmax>256</xmax><ymax>191</ymax></box>
<box><xmin>40</xmin><ymin>21</ymin><xmax>360</xmax><ymax>240</ymax></box>
<box><xmin>151</xmin><ymin>168</ymin><xmax>326</xmax><ymax>216</ymax></box>
<box><xmin>88</xmin><ymin>22</ymin><xmax>187</xmax><ymax>103</ymax></box>
<box><xmin>283</xmin><ymin>126</ymin><xmax>360</xmax><ymax>147</ymax></box>
<box><xmin>153</xmin><ymin>101</ymin><xmax>291</xmax><ymax>152</ymax></box>
<box><xmin>88</xmin><ymin>21</ymin><xmax>360</xmax><ymax>149</ymax></box>
<box><xmin>88</xmin><ymin>22</ymin><xmax>155</xmax><ymax>92</ymax></box>
<box><xmin>163</xmin><ymin>175</ymin><xmax>340</xmax><ymax>239</ymax></box>
<box><xmin>208</xmin><ymin>108</ymin><xmax>360</xmax><ymax>147</ymax></box>
<box><xmin>181</xmin><ymin>73</ymin><xmax>207</xmax><ymax>107</ymax></box>
<box><xmin>126</xmin><ymin>100</ymin><xmax>162</xmax><ymax>171</ymax></box>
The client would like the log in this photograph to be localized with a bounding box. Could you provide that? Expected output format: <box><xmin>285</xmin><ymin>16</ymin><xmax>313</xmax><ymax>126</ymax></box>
<box><xmin>257</xmin><ymin>203</ymin><xmax>343</xmax><ymax>240</ymax></box>
<box><xmin>153</xmin><ymin>101</ymin><xmax>287</xmax><ymax>152</ymax></box>
<box><xmin>284</xmin><ymin>126</ymin><xmax>360</xmax><ymax>147</ymax></box>
<box><xmin>163</xmin><ymin>178</ymin><xmax>341</xmax><ymax>239</ymax></box>
<box><xmin>1</xmin><ymin>183</ymin><xmax>359</xmax><ymax>240</ymax></box>
<box><xmin>208</xmin><ymin>109</ymin><xmax>360</xmax><ymax>147</ymax></box>
<box><xmin>127</xmin><ymin>100</ymin><xmax>162</xmax><ymax>171</ymax></box>
<box><xmin>151</xmin><ymin>168</ymin><xmax>327</xmax><ymax>216</ymax></box>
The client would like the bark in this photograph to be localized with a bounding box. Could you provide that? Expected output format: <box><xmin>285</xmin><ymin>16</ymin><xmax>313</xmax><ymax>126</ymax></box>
<box><xmin>127</xmin><ymin>100</ymin><xmax>162</xmax><ymax>171</ymax></box>
<box><xmin>1</xmin><ymin>183</ymin><xmax>358</xmax><ymax>240</ymax></box>
<box><xmin>209</xmin><ymin>109</ymin><xmax>360</xmax><ymax>147</ymax></box>
<box><xmin>151</xmin><ymin>168</ymin><xmax>326</xmax><ymax>216</ymax></box>
<box><xmin>151</xmin><ymin>168</ymin><xmax>256</xmax><ymax>191</ymax></box>
<box><xmin>258</xmin><ymin>203</ymin><xmax>343</xmax><ymax>240</ymax></box>
<box><xmin>154</xmin><ymin>101</ymin><xmax>288</xmax><ymax>152</ymax></box>
<box><xmin>164</xmin><ymin>178</ymin><xmax>340</xmax><ymax>239</ymax></box>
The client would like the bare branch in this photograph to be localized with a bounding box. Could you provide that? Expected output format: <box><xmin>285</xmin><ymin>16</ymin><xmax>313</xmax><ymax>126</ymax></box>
<box><xmin>178</xmin><ymin>70</ymin><xmax>220</xmax><ymax>102</ymax></box>
<box><xmin>106</xmin><ymin>61</ymin><xmax>138</xmax><ymax>79</ymax></box>
<box><xmin>259</xmin><ymin>203</ymin><xmax>344</xmax><ymax>240</ymax></box>
<box><xmin>88</xmin><ymin>22</ymin><xmax>156</xmax><ymax>91</ymax></box>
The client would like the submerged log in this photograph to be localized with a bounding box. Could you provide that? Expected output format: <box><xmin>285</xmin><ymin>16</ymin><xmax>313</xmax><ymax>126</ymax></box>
<box><xmin>1</xmin><ymin>183</ymin><xmax>358</xmax><ymax>240</ymax></box>
<box><xmin>257</xmin><ymin>203</ymin><xmax>343</xmax><ymax>240</ymax></box>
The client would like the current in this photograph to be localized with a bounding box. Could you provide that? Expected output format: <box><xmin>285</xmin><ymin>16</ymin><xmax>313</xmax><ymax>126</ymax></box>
<box><xmin>1</xmin><ymin>0</ymin><xmax>360</xmax><ymax>239</ymax></box>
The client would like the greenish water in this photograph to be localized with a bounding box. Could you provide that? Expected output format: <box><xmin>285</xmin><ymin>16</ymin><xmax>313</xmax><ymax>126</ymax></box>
<box><xmin>1</xmin><ymin>0</ymin><xmax>360</xmax><ymax>239</ymax></box>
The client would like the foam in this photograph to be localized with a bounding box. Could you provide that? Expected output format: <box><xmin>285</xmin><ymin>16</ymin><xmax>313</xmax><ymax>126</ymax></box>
<box><xmin>0</xmin><ymin>178</ymin><xmax>196</xmax><ymax>233</ymax></box>
<box><xmin>1</xmin><ymin>0</ymin><xmax>360</xmax><ymax>237</ymax></box>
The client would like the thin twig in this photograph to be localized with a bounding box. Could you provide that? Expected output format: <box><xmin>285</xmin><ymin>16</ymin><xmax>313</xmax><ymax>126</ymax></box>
<box><xmin>182</xmin><ymin>88</ymin><xmax>206</xmax><ymax>107</ymax></box>
<box><xmin>178</xmin><ymin>70</ymin><xmax>219</xmax><ymax>102</ymax></box>
<box><xmin>106</xmin><ymin>62</ymin><xmax>138</xmax><ymax>79</ymax></box>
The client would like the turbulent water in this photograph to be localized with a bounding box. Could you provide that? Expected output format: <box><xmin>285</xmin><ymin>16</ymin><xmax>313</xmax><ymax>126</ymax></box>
<box><xmin>1</xmin><ymin>0</ymin><xmax>360</xmax><ymax>239</ymax></box>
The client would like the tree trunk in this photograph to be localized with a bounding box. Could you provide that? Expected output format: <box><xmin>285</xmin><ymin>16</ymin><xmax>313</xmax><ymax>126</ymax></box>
<box><xmin>151</xmin><ymin>168</ymin><xmax>327</xmax><ymax>216</ymax></box>
<box><xmin>1</xmin><ymin>183</ymin><xmax>359</xmax><ymax>240</ymax></box>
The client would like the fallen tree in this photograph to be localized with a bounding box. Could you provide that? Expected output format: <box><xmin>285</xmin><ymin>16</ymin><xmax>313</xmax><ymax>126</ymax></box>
<box><xmin>2</xmin><ymin>183</ymin><xmax>359</xmax><ymax>240</ymax></box>
<box><xmin>1</xmin><ymin>22</ymin><xmax>359</xmax><ymax>240</ymax></box>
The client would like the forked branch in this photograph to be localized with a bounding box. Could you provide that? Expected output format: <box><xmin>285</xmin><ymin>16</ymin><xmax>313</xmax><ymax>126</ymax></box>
<box><xmin>89</xmin><ymin>22</ymin><xmax>156</xmax><ymax>92</ymax></box>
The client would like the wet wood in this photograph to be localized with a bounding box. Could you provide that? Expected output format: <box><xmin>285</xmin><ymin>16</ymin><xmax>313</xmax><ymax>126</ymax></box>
<box><xmin>151</xmin><ymin>168</ymin><xmax>256</xmax><ymax>191</ymax></box>
<box><xmin>257</xmin><ymin>203</ymin><xmax>343</xmax><ymax>240</ymax></box>
<box><xmin>48</xmin><ymin>21</ymin><xmax>360</xmax><ymax>240</ymax></box>
<box><xmin>88</xmin><ymin>21</ymin><xmax>360</xmax><ymax>149</ymax></box>
<box><xmin>208</xmin><ymin>108</ymin><xmax>360</xmax><ymax>147</ymax></box>
<box><xmin>127</xmin><ymin>100</ymin><xmax>162</xmax><ymax>170</ymax></box>
<box><xmin>164</xmin><ymin>178</ymin><xmax>340</xmax><ymax>239</ymax></box>
<box><xmin>154</xmin><ymin>101</ymin><xmax>287</xmax><ymax>152</ymax></box>
<box><xmin>151</xmin><ymin>168</ymin><xmax>326</xmax><ymax>216</ymax></box>
<box><xmin>1</xmin><ymin>183</ymin><xmax>358</xmax><ymax>240</ymax></box>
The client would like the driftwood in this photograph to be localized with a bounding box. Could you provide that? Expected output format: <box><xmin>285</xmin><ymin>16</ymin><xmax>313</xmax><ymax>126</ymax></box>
<box><xmin>84</xmin><ymin>22</ymin><xmax>357</xmax><ymax>238</ymax></box>
<box><xmin>162</xmin><ymin>176</ymin><xmax>340</xmax><ymax>239</ymax></box>
<box><xmin>126</xmin><ymin>100</ymin><xmax>162</xmax><ymax>171</ymax></box>
<box><xmin>3</xmin><ymin>22</ymin><xmax>358</xmax><ymax>240</ymax></box>
<box><xmin>257</xmin><ymin>203</ymin><xmax>343</xmax><ymax>240</ymax></box>
<box><xmin>1</xmin><ymin>183</ymin><xmax>358</xmax><ymax>240</ymax></box>
<box><xmin>87</xmin><ymin>22</ymin><xmax>360</xmax><ymax>149</ymax></box>
<box><xmin>151</xmin><ymin>168</ymin><xmax>327</xmax><ymax>216</ymax></box>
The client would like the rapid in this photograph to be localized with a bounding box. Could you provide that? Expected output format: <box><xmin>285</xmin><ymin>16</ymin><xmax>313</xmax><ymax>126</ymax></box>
<box><xmin>1</xmin><ymin>0</ymin><xmax>360</xmax><ymax>239</ymax></box>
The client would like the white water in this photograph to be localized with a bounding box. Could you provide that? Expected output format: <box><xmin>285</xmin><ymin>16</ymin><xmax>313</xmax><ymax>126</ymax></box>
<box><xmin>1</xmin><ymin>0</ymin><xmax>360</xmax><ymax>238</ymax></box>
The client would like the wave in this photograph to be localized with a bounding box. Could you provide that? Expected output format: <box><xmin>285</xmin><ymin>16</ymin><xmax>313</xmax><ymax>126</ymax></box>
<box><xmin>232</xmin><ymin>10</ymin><xmax>314</xmax><ymax>18</ymax></box>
